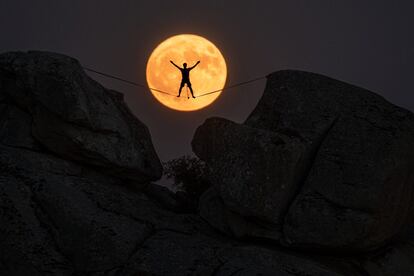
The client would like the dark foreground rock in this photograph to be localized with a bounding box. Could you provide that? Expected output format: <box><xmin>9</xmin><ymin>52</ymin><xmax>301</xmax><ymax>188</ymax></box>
<box><xmin>0</xmin><ymin>51</ymin><xmax>162</xmax><ymax>183</ymax></box>
<box><xmin>193</xmin><ymin>70</ymin><xmax>414</xmax><ymax>252</ymax></box>
<box><xmin>1</xmin><ymin>52</ymin><xmax>414</xmax><ymax>275</ymax></box>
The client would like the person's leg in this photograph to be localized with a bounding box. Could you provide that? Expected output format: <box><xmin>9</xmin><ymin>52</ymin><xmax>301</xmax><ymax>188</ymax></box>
<box><xmin>178</xmin><ymin>82</ymin><xmax>184</xmax><ymax>97</ymax></box>
<box><xmin>188</xmin><ymin>82</ymin><xmax>195</xmax><ymax>98</ymax></box>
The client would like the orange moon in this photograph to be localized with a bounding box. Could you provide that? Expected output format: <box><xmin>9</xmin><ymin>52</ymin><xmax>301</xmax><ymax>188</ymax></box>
<box><xmin>146</xmin><ymin>34</ymin><xmax>227</xmax><ymax>111</ymax></box>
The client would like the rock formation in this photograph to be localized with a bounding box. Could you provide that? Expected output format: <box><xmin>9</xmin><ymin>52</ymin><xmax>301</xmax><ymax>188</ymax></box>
<box><xmin>1</xmin><ymin>51</ymin><xmax>414</xmax><ymax>275</ymax></box>
<box><xmin>193</xmin><ymin>70</ymin><xmax>414</xmax><ymax>252</ymax></box>
<box><xmin>0</xmin><ymin>51</ymin><xmax>162</xmax><ymax>183</ymax></box>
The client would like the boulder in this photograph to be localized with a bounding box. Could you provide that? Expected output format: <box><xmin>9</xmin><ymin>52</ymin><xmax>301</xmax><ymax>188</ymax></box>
<box><xmin>193</xmin><ymin>70</ymin><xmax>414</xmax><ymax>251</ymax></box>
<box><xmin>193</xmin><ymin>118</ymin><xmax>309</xmax><ymax>223</ymax></box>
<box><xmin>0</xmin><ymin>51</ymin><xmax>162</xmax><ymax>183</ymax></box>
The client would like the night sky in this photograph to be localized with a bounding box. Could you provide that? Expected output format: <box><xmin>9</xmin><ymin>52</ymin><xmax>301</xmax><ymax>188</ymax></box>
<box><xmin>1</xmin><ymin>1</ymin><xmax>413</xmax><ymax>161</ymax></box>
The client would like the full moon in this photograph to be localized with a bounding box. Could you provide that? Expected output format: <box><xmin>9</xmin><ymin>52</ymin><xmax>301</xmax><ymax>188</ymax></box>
<box><xmin>146</xmin><ymin>34</ymin><xmax>227</xmax><ymax>111</ymax></box>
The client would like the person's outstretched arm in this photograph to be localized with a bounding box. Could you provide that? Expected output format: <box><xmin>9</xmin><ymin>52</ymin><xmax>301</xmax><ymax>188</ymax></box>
<box><xmin>189</xmin><ymin>61</ymin><xmax>200</xmax><ymax>70</ymax></box>
<box><xmin>170</xmin><ymin>60</ymin><xmax>181</xmax><ymax>69</ymax></box>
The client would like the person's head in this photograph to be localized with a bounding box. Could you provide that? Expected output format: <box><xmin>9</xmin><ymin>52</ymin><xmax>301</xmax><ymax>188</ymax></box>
<box><xmin>183</xmin><ymin>63</ymin><xmax>187</xmax><ymax>68</ymax></box>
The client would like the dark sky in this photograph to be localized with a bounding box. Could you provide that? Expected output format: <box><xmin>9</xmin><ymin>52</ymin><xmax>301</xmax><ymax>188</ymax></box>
<box><xmin>1</xmin><ymin>1</ymin><xmax>413</xmax><ymax>161</ymax></box>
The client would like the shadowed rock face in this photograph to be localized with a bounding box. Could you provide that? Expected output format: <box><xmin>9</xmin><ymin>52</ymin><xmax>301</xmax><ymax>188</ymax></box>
<box><xmin>0</xmin><ymin>51</ymin><xmax>162</xmax><ymax>183</ymax></box>
<box><xmin>193</xmin><ymin>117</ymin><xmax>316</xmax><ymax>241</ymax></box>
<box><xmin>193</xmin><ymin>70</ymin><xmax>414</xmax><ymax>252</ymax></box>
<box><xmin>1</xmin><ymin>51</ymin><xmax>414</xmax><ymax>276</ymax></box>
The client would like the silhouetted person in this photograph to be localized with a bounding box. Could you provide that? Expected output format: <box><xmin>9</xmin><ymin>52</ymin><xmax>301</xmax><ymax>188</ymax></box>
<box><xmin>170</xmin><ymin>60</ymin><xmax>200</xmax><ymax>98</ymax></box>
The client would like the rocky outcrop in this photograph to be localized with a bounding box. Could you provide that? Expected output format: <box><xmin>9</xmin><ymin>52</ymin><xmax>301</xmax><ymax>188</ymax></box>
<box><xmin>193</xmin><ymin>117</ymin><xmax>315</xmax><ymax>240</ymax></box>
<box><xmin>0</xmin><ymin>51</ymin><xmax>162</xmax><ymax>183</ymax></box>
<box><xmin>193</xmin><ymin>70</ymin><xmax>414</xmax><ymax>252</ymax></box>
<box><xmin>1</xmin><ymin>52</ymin><xmax>414</xmax><ymax>275</ymax></box>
